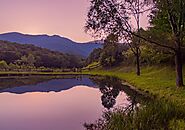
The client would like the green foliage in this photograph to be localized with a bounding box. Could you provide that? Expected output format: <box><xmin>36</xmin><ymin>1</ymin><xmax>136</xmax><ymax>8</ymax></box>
<box><xmin>27</xmin><ymin>54</ymin><xmax>36</xmax><ymax>66</ymax></box>
<box><xmin>140</xmin><ymin>45</ymin><xmax>173</xmax><ymax>64</ymax></box>
<box><xmin>84</xmin><ymin>99</ymin><xmax>185</xmax><ymax>130</ymax></box>
<box><xmin>0</xmin><ymin>60</ymin><xmax>9</xmax><ymax>70</ymax></box>
<box><xmin>87</xmin><ymin>34</ymin><xmax>126</xmax><ymax>67</ymax></box>
<box><xmin>149</xmin><ymin>0</ymin><xmax>185</xmax><ymax>47</ymax></box>
<box><xmin>0</xmin><ymin>40</ymin><xmax>84</xmax><ymax>69</ymax></box>
<box><xmin>169</xmin><ymin>119</ymin><xmax>185</xmax><ymax>130</ymax></box>
<box><xmin>86</xmin><ymin>48</ymin><xmax>102</xmax><ymax>64</ymax></box>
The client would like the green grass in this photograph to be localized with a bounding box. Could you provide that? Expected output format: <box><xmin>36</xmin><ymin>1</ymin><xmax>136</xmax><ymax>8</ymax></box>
<box><xmin>83</xmin><ymin>62</ymin><xmax>101</xmax><ymax>70</ymax></box>
<box><xmin>83</xmin><ymin>65</ymin><xmax>185</xmax><ymax>106</ymax></box>
<box><xmin>86</xmin><ymin>62</ymin><xmax>100</xmax><ymax>68</ymax></box>
<box><xmin>84</xmin><ymin>99</ymin><xmax>185</xmax><ymax>130</ymax></box>
<box><xmin>83</xmin><ymin>65</ymin><xmax>185</xmax><ymax>129</ymax></box>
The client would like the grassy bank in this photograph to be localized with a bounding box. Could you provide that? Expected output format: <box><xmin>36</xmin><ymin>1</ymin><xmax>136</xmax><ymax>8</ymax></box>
<box><xmin>83</xmin><ymin>65</ymin><xmax>185</xmax><ymax>129</ymax></box>
<box><xmin>83</xmin><ymin>65</ymin><xmax>185</xmax><ymax>106</ymax></box>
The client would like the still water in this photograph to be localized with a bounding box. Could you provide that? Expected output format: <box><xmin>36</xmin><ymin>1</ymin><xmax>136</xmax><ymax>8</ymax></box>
<box><xmin>0</xmin><ymin>75</ymin><xmax>138</xmax><ymax>130</ymax></box>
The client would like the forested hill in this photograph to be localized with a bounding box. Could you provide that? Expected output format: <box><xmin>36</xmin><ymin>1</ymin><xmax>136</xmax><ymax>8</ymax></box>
<box><xmin>0</xmin><ymin>40</ymin><xmax>84</xmax><ymax>68</ymax></box>
<box><xmin>0</xmin><ymin>32</ymin><xmax>102</xmax><ymax>57</ymax></box>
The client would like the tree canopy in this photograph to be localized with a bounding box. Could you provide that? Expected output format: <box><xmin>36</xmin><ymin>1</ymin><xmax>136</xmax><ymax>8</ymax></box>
<box><xmin>85</xmin><ymin>0</ymin><xmax>185</xmax><ymax>87</ymax></box>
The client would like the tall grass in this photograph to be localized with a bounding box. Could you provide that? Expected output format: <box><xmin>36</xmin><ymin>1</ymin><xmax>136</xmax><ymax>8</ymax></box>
<box><xmin>84</xmin><ymin>99</ymin><xmax>185</xmax><ymax>130</ymax></box>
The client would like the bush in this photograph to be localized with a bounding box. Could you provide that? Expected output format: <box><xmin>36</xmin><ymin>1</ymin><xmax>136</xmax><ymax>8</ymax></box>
<box><xmin>0</xmin><ymin>60</ymin><xmax>9</xmax><ymax>70</ymax></box>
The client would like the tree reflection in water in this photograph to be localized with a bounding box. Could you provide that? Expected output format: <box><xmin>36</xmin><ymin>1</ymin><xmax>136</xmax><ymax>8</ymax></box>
<box><xmin>84</xmin><ymin>76</ymin><xmax>140</xmax><ymax>130</ymax></box>
<box><xmin>91</xmin><ymin>76</ymin><xmax>123</xmax><ymax>109</ymax></box>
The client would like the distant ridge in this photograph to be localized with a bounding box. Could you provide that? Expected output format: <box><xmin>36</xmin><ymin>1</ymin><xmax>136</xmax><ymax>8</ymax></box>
<box><xmin>0</xmin><ymin>32</ymin><xmax>102</xmax><ymax>57</ymax></box>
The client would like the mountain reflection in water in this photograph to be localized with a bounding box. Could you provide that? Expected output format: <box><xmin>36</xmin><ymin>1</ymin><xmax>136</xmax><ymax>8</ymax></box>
<box><xmin>0</xmin><ymin>75</ymin><xmax>138</xmax><ymax>130</ymax></box>
<box><xmin>0</xmin><ymin>76</ymin><xmax>96</xmax><ymax>94</ymax></box>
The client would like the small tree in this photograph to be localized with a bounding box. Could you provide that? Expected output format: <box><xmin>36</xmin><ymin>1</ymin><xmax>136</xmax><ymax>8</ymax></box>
<box><xmin>0</xmin><ymin>60</ymin><xmax>9</xmax><ymax>71</ymax></box>
<box><xmin>20</xmin><ymin>55</ymin><xmax>28</xmax><ymax>65</ymax></box>
<box><xmin>100</xmin><ymin>34</ymin><xmax>124</xmax><ymax>67</ymax></box>
<box><xmin>27</xmin><ymin>54</ymin><xmax>36</xmax><ymax>66</ymax></box>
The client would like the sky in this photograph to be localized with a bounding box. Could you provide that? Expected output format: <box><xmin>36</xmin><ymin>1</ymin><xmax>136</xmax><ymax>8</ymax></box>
<box><xmin>0</xmin><ymin>0</ymin><xmax>149</xmax><ymax>42</ymax></box>
<box><xmin>0</xmin><ymin>0</ymin><xmax>94</xmax><ymax>42</ymax></box>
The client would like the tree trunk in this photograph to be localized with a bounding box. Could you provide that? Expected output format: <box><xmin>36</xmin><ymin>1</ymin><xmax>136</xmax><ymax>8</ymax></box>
<box><xmin>136</xmin><ymin>48</ymin><xmax>140</xmax><ymax>76</ymax></box>
<box><xmin>175</xmin><ymin>50</ymin><xmax>184</xmax><ymax>87</ymax></box>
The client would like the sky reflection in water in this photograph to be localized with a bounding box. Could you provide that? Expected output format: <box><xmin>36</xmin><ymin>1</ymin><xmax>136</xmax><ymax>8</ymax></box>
<box><xmin>0</xmin><ymin>76</ymin><xmax>131</xmax><ymax>130</ymax></box>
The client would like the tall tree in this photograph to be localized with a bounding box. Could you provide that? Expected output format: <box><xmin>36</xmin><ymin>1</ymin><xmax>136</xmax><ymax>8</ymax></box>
<box><xmin>85</xmin><ymin>0</ymin><xmax>185</xmax><ymax>87</ymax></box>
<box><xmin>85</xmin><ymin>0</ymin><xmax>151</xmax><ymax>76</ymax></box>
<box><xmin>125</xmin><ymin>0</ymin><xmax>151</xmax><ymax>75</ymax></box>
<box><xmin>149</xmin><ymin>0</ymin><xmax>185</xmax><ymax>87</ymax></box>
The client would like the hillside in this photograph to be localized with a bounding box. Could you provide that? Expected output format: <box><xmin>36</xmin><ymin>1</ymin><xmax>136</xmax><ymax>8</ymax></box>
<box><xmin>0</xmin><ymin>40</ymin><xmax>83</xmax><ymax>68</ymax></box>
<box><xmin>0</xmin><ymin>32</ymin><xmax>102</xmax><ymax>57</ymax></box>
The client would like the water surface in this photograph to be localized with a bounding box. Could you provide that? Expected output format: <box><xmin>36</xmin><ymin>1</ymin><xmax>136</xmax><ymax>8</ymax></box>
<box><xmin>0</xmin><ymin>75</ymin><xmax>138</xmax><ymax>130</ymax></box>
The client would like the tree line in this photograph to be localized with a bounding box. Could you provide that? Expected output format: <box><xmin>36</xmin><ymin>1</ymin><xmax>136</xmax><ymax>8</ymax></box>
<box><xmin>0</xmin><ymin>40</ymin><xmax>84</xmax><ymax>70</ymax></box>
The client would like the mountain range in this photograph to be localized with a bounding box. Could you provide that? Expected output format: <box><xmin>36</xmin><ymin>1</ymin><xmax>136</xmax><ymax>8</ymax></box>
<box><xmin>0</xmin><ymin>32</ymin><xmax>102</xmax><ymax>57</ymax></box>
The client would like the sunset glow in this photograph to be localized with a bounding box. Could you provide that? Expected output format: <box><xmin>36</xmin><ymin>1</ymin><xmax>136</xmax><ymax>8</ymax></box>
<box><xmin>0</xmin><ymin>0</ymin><xmax>93</xmax><ymax>42</ymax></box>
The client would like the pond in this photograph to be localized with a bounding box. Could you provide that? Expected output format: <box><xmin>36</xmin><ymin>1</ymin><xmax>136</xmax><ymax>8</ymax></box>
<box><xmin>0</xmin><ymin>75</ymin><xmax>141</xmax><ymax>130</ymax></box>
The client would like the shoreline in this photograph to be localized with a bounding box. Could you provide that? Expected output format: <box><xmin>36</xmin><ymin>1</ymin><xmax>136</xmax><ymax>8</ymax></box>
<box><xmin>1</xmin><ymin>68</ymin><xmax>184</xmax><ymax>106</ymax></box>
<box><xmin>0</xmin><ymin>71</ymin><xmax>150</xmax><ymax>98</ymax></box>
<box><xmin>82</xmin><ymin>66</ymin><xmax>185</xmax><ymax>107</ymax></box>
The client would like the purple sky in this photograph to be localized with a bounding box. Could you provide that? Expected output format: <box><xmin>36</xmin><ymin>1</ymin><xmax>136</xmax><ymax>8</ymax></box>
<box><xmin>0</xmin><ymin>0</ymin><xmax>148</xmax><ymax>42</ymax></box>
<box><xmin>0</xmin><ymin>0</ymin><xmax>93</xmax><ymax>42</ymax></box>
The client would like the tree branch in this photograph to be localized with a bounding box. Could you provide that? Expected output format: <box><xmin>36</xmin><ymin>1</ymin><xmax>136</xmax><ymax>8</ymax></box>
<box><xmin>124</xmin><ymin>29</ymin><xmax>176</xmax><ymax>51</ymax></box>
